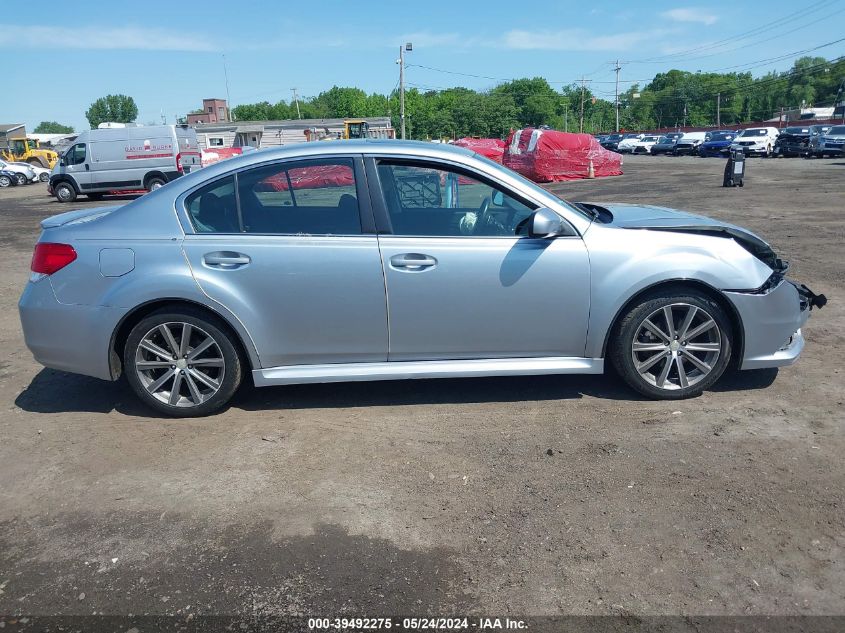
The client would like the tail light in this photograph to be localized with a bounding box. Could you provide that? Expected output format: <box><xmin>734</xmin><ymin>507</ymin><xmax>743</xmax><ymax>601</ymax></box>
<box><xmin>31</xmin><ymin>243</ymin><xmax>77</xmax><ymax>275</ymax></box>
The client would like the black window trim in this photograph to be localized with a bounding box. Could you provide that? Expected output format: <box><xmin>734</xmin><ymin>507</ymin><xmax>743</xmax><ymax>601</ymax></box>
<box><xmin>363</xmin><ymin>155</ymin><xmax>577</xmax><ymax>239</ymax></box>
<box><xmin>180</xmin><ymin>154</ymin><xmax>376</xmax><ymax>236</ymax></box>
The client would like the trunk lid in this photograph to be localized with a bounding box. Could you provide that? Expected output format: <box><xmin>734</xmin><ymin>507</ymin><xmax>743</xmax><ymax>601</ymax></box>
<box><xmin>40</xmin><ymin>206</ymin><xmax>123</xmax><ymax>229</ymax></box>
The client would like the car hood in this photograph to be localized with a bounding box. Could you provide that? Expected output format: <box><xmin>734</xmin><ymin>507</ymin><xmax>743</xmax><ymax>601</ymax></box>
<box><xmin>579</xmin><ymin>202</ymin><xmax>786</xmax><ymax>272</ymax></box>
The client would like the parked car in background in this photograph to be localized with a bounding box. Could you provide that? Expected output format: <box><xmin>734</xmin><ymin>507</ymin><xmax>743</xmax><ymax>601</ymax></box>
<box><xmin>18</xmin><ymin>140</ymin><xmax>825</xmax><ymax>416</ymax></box>
<box><xmin>600</xmin><ymin>134</ymin><xmax>624</xmax><ymax>151</ymax></box>
<box><xmin>49</xmin><ymin>124</ymin><xmax>201</xmax><ymax>203</ymax></box>
<box><xmin>807</xmin><ymin>125</ymin><xmax>832</xmax><ymax>157</ymax></box>
<box><xmin>0</xmin><ymin>170</ymin><xmax>20</xmax><ymax>188</ymax></box>
<box><xmin>698</xmin><ymin>131</ymin><xmax>739</xmax><ymax>157</ymax></box>
<box><xmin>649</xmin><ymin>134</ymin><xmax>681</xmax><ymax>155</ymax></box>
<box><xmin>774</xmin><ymin>126</ymin><xmax>812</xmax><ymax>157</ymax></box>
<box><xmin>631</xmin><ymin>135</ymin><xmax>661</xmax><ymax>154</ymax></box>
<box><xmin>731</xmin><ymin>127</ymin><xmax>780</xmax><ymax>157</ymax></box>
<box><xmin>9</xmin><ymin>161</ymin><xmax>50</xmax><ymax>182</ymax></box>
<box><xmin>0</xmin><ymin>159</ymin><xmax>36</xmax><ymax>185</ymax></box>
<box><xmin>616</xmin><ymin>134</ymin><xmax>646</xmax><ymax>153</ymax></box>
<box><xmin>673</xmin><ymin>132</ymin><xmax>708</xmax><ymax>156</ymax></box>
<box><xmin>813</xmin><ymin>125</ymin><xmax>845</xmax><ymax>157</ymax></box>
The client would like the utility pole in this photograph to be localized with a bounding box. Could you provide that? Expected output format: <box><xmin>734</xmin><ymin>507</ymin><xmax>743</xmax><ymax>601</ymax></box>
<box><xmin>291</xmin><ymin>88</ymin><xmax>301</xmax><ymax>119</ymax></box>
<box><xmin>613</xmin><ymin>59</ymin><xmax>621</xmax><ymax>133</ymax></box>
<box><xmin>716</xmin><ymin>93</ymin><xmax>721</xmax><ymax>128</ymax></box>
<box><xmin>398</xmin><ymin>43</ymin><xmax>411</xmax><ymax>139</ymax></box>
<box><xmin>399</xmin><ymin>46</ymin><xmax>406</xmax><ymax>139</ymax></box>
<box><xmin>222</xmin><ymin>54</ymin><xmax>232</xmax><ymax>121</ymax></box>
<box><xmin>579</xmin><ymin>77</ymin><xmax>591</xmax><ymax>133</ymax></box>
<box><xmin>563</xmin><ymin>103</ymin><xmax>568</xmax><ymax>133</ymax></box>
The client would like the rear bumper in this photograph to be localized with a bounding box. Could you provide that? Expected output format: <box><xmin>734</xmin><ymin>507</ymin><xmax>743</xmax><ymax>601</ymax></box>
<box><xmin>724</xmin><ymin>279</ymin><xmax>819</xmax><ymax>370</ymax></box>
<box><xmin>18</xmin><ymin>278</ymin><xmax>126</xmax><ymax>381</ymax></box>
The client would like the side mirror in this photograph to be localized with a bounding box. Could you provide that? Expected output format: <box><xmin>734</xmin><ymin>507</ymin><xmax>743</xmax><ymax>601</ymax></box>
<box><xmin>59</xmin><ymin>158</ymin><xmax>66</xmax><ymax>167</ymax></box>
<box><xmin>528</xmin><ymin>207</ymin><xmax>564</xmax><ymax>238</ymax></box>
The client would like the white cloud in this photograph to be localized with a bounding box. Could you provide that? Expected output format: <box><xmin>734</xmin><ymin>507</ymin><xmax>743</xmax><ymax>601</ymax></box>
<box><xmin>502</xmin><ymin>29</ymin><xmax>659</xmax><ymax>51</ymax></box>
<box><xmin>0</xmin><ymin>24</ymin><xmax>217</xmax><ymax>51</ymax></box>
<box><xmin>661</xmin><ymin>8</ymin><xmax>718</xmax><ymax>25</ymax></box>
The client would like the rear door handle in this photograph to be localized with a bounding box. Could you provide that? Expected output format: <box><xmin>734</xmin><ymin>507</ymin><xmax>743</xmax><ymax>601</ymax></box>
<box><xmin>390</xmin><ymin>253</ymin><xmax>437</xmax><ymax>270</ymax></box>
<box><xmin>203</xmin><ymin>251</ymin><xmax>251</xmax><ymax>269</ymax></box>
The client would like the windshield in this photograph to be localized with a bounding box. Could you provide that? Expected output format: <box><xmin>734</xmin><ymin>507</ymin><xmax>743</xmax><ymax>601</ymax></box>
<box><xmin>783</xmin><ymin>127</ymin><xmax>810</xmax><ymax>134</ymax></box>
<box><xmin>740</xmin><ymin>129</ymin><xmax>767</xmax><ymax>137</ymax></box>
<box><xmin>641</xmin><ymin>136</ymin><xmax>659</xmax><ymax>142</ymax></box>
<box><xmin>471</xmin><ymin>152</ymin><xmax>589</xmax><ymax>220</ymax></box>
<box><xmin>709</xmin><ymin>132</ymin><xmax>735</xmax><ymax>141</ymax></box>
<box><xmin>606</xmin><ymin>134</ymin><xmax>623</xmax><ymax>141</ymax></box>
<box><xmin>828</xmin><ymin>126</ymin><xmax>845</xmax><ymax>135</ymax></box>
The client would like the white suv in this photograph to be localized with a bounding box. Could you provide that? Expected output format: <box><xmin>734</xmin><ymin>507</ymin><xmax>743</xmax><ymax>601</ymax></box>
<box><xmin>0</xmin><ymin>159</ymin><xmax>36</xmax><ymax>185</ymax></box>
<box><xmin>731</xmin><ymin>127</ymin><xmax>780</xmax><ymax>157</ymax></box>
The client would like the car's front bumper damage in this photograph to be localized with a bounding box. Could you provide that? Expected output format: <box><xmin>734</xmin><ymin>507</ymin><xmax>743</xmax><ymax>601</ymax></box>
<box><xmin>724</xmin><ymin>278</ymin><xmax>826</xmax><ymax>370</ymax></box>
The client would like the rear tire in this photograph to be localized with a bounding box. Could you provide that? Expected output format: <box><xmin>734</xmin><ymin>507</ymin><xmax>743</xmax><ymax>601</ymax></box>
<box><xmin>610</xmin><ymin>290</ymin><xmax>733</xmax><ymax>400</ymax></box>
<box><xmin>39</xmin><ymin>172</ymin><xmax>49</xmax><ymax>182</ymax></box>
<box><xmin>124</xmin><ymin>308</ymin><xmax>242</xmax><ymax>417</ymax></box>
<box><xmin>14</xmin><ymin>173</ymin><xmax>27</xmax><ymax>186</ymax></box>
<box><xmin>54</xmin><ymin>181</ymin><xmax>77</xmax><ymax>202</ymax></box>
<box><xmin>0</xmin><ymin>175</ymin><xmax>10</xmax><ymax>188</ymax></box>
<box><xmin>145</xmin><ymin>176</ymin><xmax>166</xmax><ymax>192</ymax></box>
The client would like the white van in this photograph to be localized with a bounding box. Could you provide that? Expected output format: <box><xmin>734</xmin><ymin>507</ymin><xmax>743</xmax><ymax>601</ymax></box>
<box><xmin>49</xmin><ymin>124</ymin><xmax>201</xmax><ymax>202</ymax></box>
<box><xmin>730</xmin><ymin>127</ymin><xmax>780</xmax><ymax>157</ymax></box>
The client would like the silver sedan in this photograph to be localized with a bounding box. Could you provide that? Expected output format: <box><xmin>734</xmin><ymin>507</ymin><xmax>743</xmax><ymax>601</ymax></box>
<box><xmin>18</xmin><ymin>141</ymin><xmax>825</xmax><ymax>416</ymax></box>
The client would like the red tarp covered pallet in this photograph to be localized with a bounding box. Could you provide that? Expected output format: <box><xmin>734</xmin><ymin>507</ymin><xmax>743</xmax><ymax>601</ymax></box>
<box><xmin>453</xmin><ymin>137</ymin><xmax>506</xmax><ymax>163</ymax></box>
<box><xmin>503</xmin><ymin>128</ymin><xmax>622</xmax><ymax>182</ymax></box>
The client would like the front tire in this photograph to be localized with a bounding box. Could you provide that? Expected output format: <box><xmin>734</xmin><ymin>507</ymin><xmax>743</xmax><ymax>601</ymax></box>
<box><xmin>0</xmin><ymin>174</ymin><xmax>11</xmax><ymax>187</ymax></box>
<box><xmin>14</xmin><ymin>173</ymin><xmax>27</xmax><ymax>186</ymax></box>
<box><xmin>124</xmin><ymin>308</ymin><xmax>242</xmax><ymax>417</ymax></box>
<box><xmin>610</xmin><ymin>290</ymin><xmax>732</xmax><ymax>399</ymax></box>
<box><xmin>54</xmin><ymin>181</ymin><xmax>77</xmax><ymax>202</ymax></box>
<box><xmin>39</xmin><ymin>172</ymin><xmax>49</xmax><ymax>182</ymax></box>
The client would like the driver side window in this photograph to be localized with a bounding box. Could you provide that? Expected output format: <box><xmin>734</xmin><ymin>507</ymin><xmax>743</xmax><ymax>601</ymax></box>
<box><xmin>376</xmin><ymin>161</ymin><xmax>535</xmax><ymax>237</ymax></box>
<box><xmin>67</xmin><ymin>143</ymin><xmax>86</xmax><ymax>166</ymax></box>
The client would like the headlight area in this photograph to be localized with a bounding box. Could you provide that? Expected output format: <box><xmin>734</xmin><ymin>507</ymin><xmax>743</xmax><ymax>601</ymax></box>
<box><xmin>726</xmin><ymin>273</ymin><xmax>827</xmax><ymax>310</ymax></box>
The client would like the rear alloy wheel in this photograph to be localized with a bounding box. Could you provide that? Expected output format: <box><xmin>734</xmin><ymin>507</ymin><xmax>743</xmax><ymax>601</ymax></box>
<box><xmin>611</xmin><ymin>292</ymin><xmax>732</xmax><ymax>399</ymax></box>
<box><xmin>39</xmin><ymin>172</ymin><xmax>49</xmax><ymax>182</ymax></box>
<box><xmin>14</xmin><ymin>173</ymin><xmax>27</xmax><ymax>186</ymax></box>
<box><xmin>0</xmin><ymin>175</ymin><xmax>11</xmax><ymax>188</ymax></box>
<box><xmin>124</xmin><ymin>309</ymin><xmax>242</xmax><ymax>417</ymax></box>
<box><xmin>54</xmin><ymin>181</ymin><xmax>77</xmax><ymax>202</ymax></box>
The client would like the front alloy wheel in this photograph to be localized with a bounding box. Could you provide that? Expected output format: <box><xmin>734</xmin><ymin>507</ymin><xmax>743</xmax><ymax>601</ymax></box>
<box><xmin>611</xmin><ymin>291</ymin><xmax>732</xmax><ymax>399</ymax></box>
<box><xmin>125</xmin><ymin>309</ymin><xmax>242</xmax><ymax>416</ymax></box>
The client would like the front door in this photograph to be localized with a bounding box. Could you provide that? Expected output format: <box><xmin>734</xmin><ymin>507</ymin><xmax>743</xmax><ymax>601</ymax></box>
<box><xmin>369</xmin><ymin>159</ymin><xmax>591</xmax><ymax>361</ymax></box>
<box><xmin>181</xmin><ymin>156</ymin><xmax>388</xmax><ymax>368</ymax></box>
<box><xmin>63</xmin><ymin>142</ymin><xmax>92</xmax><ymax>190</ymax></box>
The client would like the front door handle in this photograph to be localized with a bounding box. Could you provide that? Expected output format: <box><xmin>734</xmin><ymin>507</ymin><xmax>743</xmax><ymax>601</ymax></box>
<box><xmin>203</xmin><ymin>251</ymin><xmax>251</xmax><ymax>269</ymax></box>
<box><xmin>390</xmin><ymin>253</ymin><xmax>437</xmax><ymax>271</ymax></box>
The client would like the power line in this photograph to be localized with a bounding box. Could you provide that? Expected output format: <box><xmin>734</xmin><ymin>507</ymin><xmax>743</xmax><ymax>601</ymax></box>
<box><xmin>626</xmin><ymin>0</ymin><xmax>840</xmax><ymax>63</ymax></box>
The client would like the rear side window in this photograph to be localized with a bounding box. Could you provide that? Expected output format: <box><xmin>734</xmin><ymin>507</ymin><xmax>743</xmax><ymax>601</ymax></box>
<box><xmin>186</xmin><ymin>176</ymin><xmax>239</xmax><ymax>233</ymax></box>
<box><xmin>237</xmin><ymin>159</ymin><xmax>361</xmax><ymax>235</ymax></box>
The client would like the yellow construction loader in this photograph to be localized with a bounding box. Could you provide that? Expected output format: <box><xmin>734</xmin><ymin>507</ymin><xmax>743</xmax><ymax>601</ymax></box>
<box><xmin>1</xmin><ymin>137</ymin><xmax>59</xmax><ymax>168</ymax></box>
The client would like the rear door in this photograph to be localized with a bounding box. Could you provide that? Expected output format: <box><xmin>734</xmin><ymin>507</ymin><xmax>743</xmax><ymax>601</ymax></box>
<box><xmin>181</xmin><ymin>155</ymin><xmax>388</xmax><ymax>368</ymax></box>
<box><xmin>367</xmin><ymin>157</ymin><xmax>591</xmax><ymax>361</ymax></box>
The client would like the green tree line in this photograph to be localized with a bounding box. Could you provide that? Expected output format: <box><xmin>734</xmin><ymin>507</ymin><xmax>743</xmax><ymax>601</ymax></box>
<box><xmin>230</xmin><ymin>56</ymin><xmax>844</xmax><ymax>138</ymax></box>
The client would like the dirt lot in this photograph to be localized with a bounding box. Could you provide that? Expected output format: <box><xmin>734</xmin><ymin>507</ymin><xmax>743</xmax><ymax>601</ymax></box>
<box><xmin>0</xmin><ymin>155</ymin><xmax>843</xmax><ymax>623</ymax></box>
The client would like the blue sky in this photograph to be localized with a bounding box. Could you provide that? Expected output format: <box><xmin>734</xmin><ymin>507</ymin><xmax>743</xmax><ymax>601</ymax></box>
<box><xmin>3</xmin><ymin>0</ymin><xmax>843</xmax><ymax>131</ymax></box>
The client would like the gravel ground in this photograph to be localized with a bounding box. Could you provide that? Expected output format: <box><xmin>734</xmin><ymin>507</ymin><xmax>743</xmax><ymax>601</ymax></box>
<box><xmin>0</xmin><ymin>154</ymin><xmax>843</xmax><ymax>622</ymax></box>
